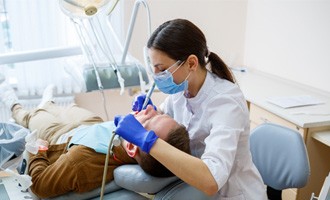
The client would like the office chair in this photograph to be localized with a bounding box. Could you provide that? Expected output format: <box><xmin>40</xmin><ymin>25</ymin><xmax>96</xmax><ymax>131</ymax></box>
<box><xmin>249</xmin><ymin>123</ymin><xmax>310</xmax><ymax>200</ymax></box>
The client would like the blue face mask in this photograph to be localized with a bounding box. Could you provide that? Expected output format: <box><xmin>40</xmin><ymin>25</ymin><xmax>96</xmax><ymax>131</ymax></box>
<box><xmin>153</xmin><ymin>60</ymin><xmax>191</xmax><ymax>94</ymax></box>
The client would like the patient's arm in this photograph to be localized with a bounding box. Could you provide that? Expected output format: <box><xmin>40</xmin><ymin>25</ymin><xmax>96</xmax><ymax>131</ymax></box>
<box><xmin>28</xmin><ymin>145</ymin><xmax>117</xmax><ymax>198</ymax></box>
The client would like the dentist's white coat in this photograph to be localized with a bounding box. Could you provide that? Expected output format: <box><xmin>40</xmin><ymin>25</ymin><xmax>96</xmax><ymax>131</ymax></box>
<box><xmin>161</xmin><ymin>71</ymin><xmax>267</xmax><ymax>200</ymax></box>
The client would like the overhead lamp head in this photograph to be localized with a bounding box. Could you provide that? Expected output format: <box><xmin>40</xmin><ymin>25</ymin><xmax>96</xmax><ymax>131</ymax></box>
<box><xmin>85</xmin><ymin>5</ymin><xmax>98</xmax><ymax>16</ymax></box>
<box><xmin>59</xmin><ymin>0</ymin><xmax>111</xmax><ymax>18</ymax></box>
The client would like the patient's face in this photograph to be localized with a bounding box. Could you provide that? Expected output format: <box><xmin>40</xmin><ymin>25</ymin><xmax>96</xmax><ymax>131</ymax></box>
<box><xmin>134</xmin><ymin>105</ymin><xmax>177</xmax><ymax>140</ymax></box>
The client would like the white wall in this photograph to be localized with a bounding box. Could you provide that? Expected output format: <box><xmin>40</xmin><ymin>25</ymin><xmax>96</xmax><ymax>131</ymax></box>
<box><xmin>123</xmin><ymin>0</ymin><xmax>248</xmax><ymax>68</ymax></box>
<box><xmin>244</xmin><ymin>0</ymin><xmax>330</xmax><ymax>93</ymax></box>
<box><xmin>122</xmin><ymin>0</ymin><xmax>330</xmax><ymax>94</ymax></box>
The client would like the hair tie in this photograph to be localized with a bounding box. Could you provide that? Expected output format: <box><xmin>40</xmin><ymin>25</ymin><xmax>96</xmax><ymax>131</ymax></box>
<box><xmin>206</xmin><ymin>49</ymin><xmax>211</xmax><ymax>58</ymax></box>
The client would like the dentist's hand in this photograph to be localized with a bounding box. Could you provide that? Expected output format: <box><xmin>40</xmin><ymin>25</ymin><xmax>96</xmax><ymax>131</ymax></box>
<box><xmin>132</xmin><ymin>94</ymin><xmax>157</xmax><ymax>112</ymax></box>
<box><xmin>114</xmin><ymin>114</ymin><xmax>158</xmax><ymax>153</ymax></box>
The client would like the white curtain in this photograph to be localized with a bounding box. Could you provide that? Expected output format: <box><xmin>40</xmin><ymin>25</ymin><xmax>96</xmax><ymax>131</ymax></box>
<box><xmin>0</xmin><ymin>0</ymin><xmax>124</xmax><ymax>97</ymax></box>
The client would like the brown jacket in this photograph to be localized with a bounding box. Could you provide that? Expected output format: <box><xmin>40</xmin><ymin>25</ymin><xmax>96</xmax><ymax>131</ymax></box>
<box><xmin>28</xmin><ymin>141</ymin><xmax>136</xmax><ymax>199</ymax></box>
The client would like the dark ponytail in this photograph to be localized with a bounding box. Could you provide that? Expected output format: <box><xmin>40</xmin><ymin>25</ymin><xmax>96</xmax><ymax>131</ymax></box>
<box><xmin>208</xmin><ymin>52</ymin><xmax>235</xmax><ymax>83</ymax></box>
<box><xmin>148</xmin><ymin>18</ymin><xmax>235</xmax><ymax>83</ymax></box>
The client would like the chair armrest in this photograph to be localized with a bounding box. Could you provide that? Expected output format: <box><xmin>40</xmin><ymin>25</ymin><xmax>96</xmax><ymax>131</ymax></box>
<box><xmin>114</xmin><ymin>164</ymin><xmax>178</xmax><ymax>194</ymax></box>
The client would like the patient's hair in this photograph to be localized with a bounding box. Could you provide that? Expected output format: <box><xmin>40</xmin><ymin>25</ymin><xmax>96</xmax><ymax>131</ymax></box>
<box><xmin>137</xmin><ymin>124</ymin><xmax>190</xmax><ymax>177</ymax></box>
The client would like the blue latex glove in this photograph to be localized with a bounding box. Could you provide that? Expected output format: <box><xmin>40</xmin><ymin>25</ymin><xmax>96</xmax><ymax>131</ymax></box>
<box><xmin>132</xmin><ymin>94</ymin><xmax>157</xmax><ymax>112</ymax></box>
<box><xmin>114</xmin><ymin>114</ymin><xmax>158</xmax><ymax>153</ymax></box>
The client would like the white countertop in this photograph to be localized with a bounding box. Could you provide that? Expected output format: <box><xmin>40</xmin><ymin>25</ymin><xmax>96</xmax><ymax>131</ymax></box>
<box><xmin>312</xmin><ymin>131</ymin><xmax>330</xmax><ymax>147</ymax></box>
<box><xmin>233</xmin><ymin>69</ymin><xmax>330</xmax><ymax>128</ymax></box>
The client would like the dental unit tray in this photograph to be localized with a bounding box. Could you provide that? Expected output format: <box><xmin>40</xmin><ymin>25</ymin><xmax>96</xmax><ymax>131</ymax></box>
<box><xmin>83</xmin><ymin>63</ymin><xmax>149</xmax><ymax>92</ymax></box>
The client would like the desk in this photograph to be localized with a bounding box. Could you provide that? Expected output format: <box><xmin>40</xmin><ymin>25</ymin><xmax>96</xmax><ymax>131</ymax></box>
<box><xmin>234</xmin><ymin>69</ymin><xmax>330</xmax><ymax>200</ymax></box>
<box><xmin>312</xmin><ymin>131</ymin><xmax>330</xmax><ymax>147</ymax></box>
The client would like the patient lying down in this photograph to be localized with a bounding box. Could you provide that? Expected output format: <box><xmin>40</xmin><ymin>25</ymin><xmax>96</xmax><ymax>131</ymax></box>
<box><xmin>2</xmin><ymin>85</ymin><xmax>190</xmax><ymax>198</ymax></box>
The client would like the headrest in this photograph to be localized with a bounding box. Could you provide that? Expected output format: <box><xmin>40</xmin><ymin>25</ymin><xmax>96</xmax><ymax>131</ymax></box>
<box><xmin>114</xmin><ymin>164</ymin><xmax>178</xmax><ymax>194</ymax></box>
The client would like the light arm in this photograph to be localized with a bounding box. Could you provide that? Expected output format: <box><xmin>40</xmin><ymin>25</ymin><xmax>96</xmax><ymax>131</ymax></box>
<box><xmin>121</xmin><ymin>0</ymin><xmax>151</xmax><ymax>64</ymax></box>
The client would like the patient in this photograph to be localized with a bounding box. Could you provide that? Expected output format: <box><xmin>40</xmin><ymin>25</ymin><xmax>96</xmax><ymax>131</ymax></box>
<box><xmin>0</xmin><ymin>83</ymin><xmax>190</xmax><ymax>199</ymax></box>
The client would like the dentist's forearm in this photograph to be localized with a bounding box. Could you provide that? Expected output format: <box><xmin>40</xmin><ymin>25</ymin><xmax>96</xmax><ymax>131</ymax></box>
<box><xmin>150</xmin><ymin>139</ymin><xmax>218</xmax><ymax>196</ymax></box>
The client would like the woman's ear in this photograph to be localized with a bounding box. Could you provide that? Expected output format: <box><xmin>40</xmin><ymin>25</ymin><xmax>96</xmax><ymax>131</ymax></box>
<box><xmin>125</xmin><ymin>142</ymin><xmax>139</xmax><ymax>158</ymax></box>
<box><xmin>187</xmin><ymin>54</ymin><xmax>198</xmax><ymax>71</ymax></box>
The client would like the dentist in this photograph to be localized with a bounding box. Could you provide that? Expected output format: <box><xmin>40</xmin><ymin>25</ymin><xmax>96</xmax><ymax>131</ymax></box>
<box><xmin>115</xmin><ymin>18</ymin><xmax>267</xmax><ymax>200</ymax></box>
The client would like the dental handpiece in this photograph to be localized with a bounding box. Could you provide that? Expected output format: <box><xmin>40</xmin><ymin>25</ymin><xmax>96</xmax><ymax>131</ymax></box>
<box><xmin>112</xmin><ymin>134</ymin><xmax>121</xmax><ymax>147</ymax></box>
<box><xmin>142</xmin><ymin>82</ymin><xmax>156</xmax><ymax>110</ymax></box>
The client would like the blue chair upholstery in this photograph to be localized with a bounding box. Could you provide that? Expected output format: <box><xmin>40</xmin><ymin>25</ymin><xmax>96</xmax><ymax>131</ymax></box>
<box><xmin>114</xmin><ymin>165</ymin><xmax>179</xmax><ymax>194</ymax></box>
<box><xmin>154</xmin><ymin>180</ymin><xmax>211</xmax><ymax>200</ymax></box>
<box><xmin>91</xmin><ymin>189</ymin><xmax>149</xmax><ymax>200</ymax></box>
<box><xmin>113</xmin><ymin>164</ymin><xmax>212</xmax><ymax>200</ymax></box>
<box><xmin>249</xmin><ymin>123</ymin><xmax>310</xmax><ymax>199</ymax></box>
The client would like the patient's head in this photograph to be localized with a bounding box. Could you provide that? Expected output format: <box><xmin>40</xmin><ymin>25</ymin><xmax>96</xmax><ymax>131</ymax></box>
<box><xmin>138</xmin><ymin>124</ymin><xmax>189</xmax><ymax>177</ymax></box>
<box><xmin>125</xmin><ymin>105</ymin><xmax>190</xmax><ymax>177</ymax></box>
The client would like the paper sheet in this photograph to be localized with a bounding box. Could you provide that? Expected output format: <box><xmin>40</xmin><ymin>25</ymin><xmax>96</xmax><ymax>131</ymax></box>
<box><xmin>267</xmin><ymin>95</ymin><xmax>325</xmax><ymax>108</ymax></box>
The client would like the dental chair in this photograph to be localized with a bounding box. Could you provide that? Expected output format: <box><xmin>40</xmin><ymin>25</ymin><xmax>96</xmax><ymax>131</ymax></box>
<box><xmin>44</xmin><ymin>180</ymin><xmax>148</xmax><ymax>200</ymax></box>
<box><xmin>111</xmin><ymin>123</ymin><xmax>311</xmax><ymax>200</ymax></box>
<box><xmin>112</xmin><ymin>164</ymin><xmax>211</xmax><ymax>200</ymax></box>
<box><xmin>33</xmin><ymin>122</ymin><xmax>311</xmax><ymax>200</ymax></box>
<box><xmin>46</xmin><ymin>164</ymin><xmax>211</xmax><ymax>200</ymax></box>
<box><xmin>249</xmin><ymin>123</ymin><xmax>310</xmax><ymax>200</ymax></box>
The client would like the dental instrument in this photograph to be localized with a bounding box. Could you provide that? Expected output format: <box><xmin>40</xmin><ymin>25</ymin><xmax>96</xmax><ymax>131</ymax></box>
<box><xmin>100</xmin><ymin>132</ymin><xmax>121</xmax><ymax>200</ymax></box>
<box><xmin>142</xmin><ymin>82</ymin><xmax>156</xmax><ymax>110</ymax></box>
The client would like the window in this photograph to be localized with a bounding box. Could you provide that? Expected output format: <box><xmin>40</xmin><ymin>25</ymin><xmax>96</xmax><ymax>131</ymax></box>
<box><xmin>0</xmin><ymin>0</ymin><xmax>124</xmax><ymax>97</ymax></box>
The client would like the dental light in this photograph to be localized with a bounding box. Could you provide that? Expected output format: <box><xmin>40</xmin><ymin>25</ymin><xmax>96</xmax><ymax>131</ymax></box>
<box><xmin>59</xmin><ymin>0</ymin><xmax>152</xmax><ymax>121</ymax></box>
<box><xmin>59</xmin><ymin>0</ymin><xmax>152</xmax><ymax>95</ymax></box>
<box><xmin>60</xmin><ymin>0</ymin><xmax>120</xmax><ymax>17</ymax></box>
<box><xmin>59</xmin><ymin>0</ymin><xmax>123</xmax><ymax>101</ymax></box>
